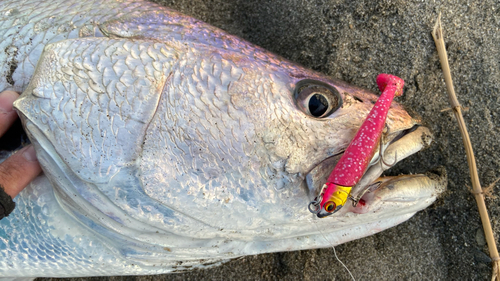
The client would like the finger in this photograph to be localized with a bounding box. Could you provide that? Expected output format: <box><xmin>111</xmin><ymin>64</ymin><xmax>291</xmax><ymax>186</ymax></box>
<box><xmin>0</xmin><ymin>145</ymin><xmax>42</xmax><ymax>198</ymax></box>
<box><xmin>0</xmin><ymin>90</ymin><xmax>20</xmax><ymax>137</ymax></box>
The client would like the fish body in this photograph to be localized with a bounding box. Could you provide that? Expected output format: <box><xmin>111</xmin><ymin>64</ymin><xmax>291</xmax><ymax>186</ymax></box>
<box><xmin>0</xmin><ymin>0</ymin><xmax>446</xmax><ymax>278</ymax></box>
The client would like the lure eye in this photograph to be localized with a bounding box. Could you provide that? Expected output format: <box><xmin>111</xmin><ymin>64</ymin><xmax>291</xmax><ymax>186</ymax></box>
<box><xmin>295</xmin><ymin>80</ymin><xmax>342</xmax><ymax>118</ymax></box>
<box><xmin>324</xmin><ymin>201</ymin><xmax>336</xmax><ymax>213</ymax></box>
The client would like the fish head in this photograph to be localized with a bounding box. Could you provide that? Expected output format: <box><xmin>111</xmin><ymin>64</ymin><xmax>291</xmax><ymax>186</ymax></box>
<box><xmin>219</xmin><ymin>60</ymin><xmax>446</xmax><ymax>223</ymax></box>
<box><xmin>12</xmin><ymin>32</ymin><xmax>446</xmax><ymax>263</ymax></box>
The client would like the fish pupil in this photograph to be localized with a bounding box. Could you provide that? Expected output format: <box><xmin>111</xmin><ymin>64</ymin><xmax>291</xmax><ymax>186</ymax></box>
<box><xmin>309</xmin><ymin>93</ymin><xmax>328</xmax><ymax>117</ymax></box>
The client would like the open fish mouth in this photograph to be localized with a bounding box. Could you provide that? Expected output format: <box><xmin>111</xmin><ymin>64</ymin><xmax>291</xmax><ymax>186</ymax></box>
<box><xmin>306</xmin><ymin>125</ymin><xmax>447</xmax><ymax>216</ymax></box>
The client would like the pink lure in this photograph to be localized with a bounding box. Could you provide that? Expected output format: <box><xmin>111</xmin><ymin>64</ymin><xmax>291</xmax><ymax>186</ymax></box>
<box><xmin>309</xmin><ymin>74</ymin><xmax>404</xmax><ymax>217</ymax></box>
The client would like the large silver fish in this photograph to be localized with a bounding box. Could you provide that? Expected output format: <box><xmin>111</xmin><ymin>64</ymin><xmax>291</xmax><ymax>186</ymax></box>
<box><xmin>0</xmin><ymin>0</ymin><xmax>446</xmax><ymax>278</ymax></box>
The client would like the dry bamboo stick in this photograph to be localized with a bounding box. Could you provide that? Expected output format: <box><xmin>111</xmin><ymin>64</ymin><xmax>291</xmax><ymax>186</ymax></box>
<box><xmin>432</xmin><ymin>13</ymin><xmax>500</xmax><ymax>281</ymax></box>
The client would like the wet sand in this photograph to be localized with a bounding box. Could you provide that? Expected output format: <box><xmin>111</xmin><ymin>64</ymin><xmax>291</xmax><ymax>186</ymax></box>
<box><xmin>34</xmin><ymin>0</ymin><xmax>500</xmax><ymax>280</ymax></box>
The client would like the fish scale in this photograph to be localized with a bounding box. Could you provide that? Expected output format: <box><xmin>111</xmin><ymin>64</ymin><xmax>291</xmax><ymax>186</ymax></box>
<box><xmin>0</xmin><ymin>0</ymin><xmax>134</xmax><ymax>91</ymax></box>
<box><xmin>16</xmin><ymin>38</ymin><xmax>169</xmax><ymax>183</ymax></box>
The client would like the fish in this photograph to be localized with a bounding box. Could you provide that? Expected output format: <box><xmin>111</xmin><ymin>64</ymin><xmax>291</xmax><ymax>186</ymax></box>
<box><xmin>0</xmin><ymin>0</ymin><xmax>447</xmax><ymax>278</ymax></box>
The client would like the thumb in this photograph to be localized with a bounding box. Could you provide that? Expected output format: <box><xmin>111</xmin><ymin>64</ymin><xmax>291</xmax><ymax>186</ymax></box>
<box><xmin>0</xmin><ymin>145</ymin><xmax>42</xmax><ymax>199</ymax></box>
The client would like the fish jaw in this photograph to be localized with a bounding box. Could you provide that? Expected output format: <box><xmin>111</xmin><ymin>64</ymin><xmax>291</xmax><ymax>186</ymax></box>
<box><xmin>350</xmin><ymin>168</ymin><xmax>447</xmax><ymax>215</ymax></box>
<box><xmin>307</xmin><ymin>126</ymin><xmax>433</xmax><ymax>196</ymax></box>
<box><xmin>182</xmin><ymin>167</ymin><xmax>449</xmax><ymax>254</ymax></box>
<box><xmin>298</xmin><ymin>168</ymin><xmax>447</xmax><ymax>249</ymax></box>
<box><xmin>307</xmin><ymin>125</ymin><xmax>443</xmax><ymax>218</ymax></box>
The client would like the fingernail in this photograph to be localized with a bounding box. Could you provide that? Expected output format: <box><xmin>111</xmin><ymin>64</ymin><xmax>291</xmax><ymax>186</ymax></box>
<box><xmin>0</xmin><ymin>91</ymin><xmax>19</xmax><ymax>113</ymax></box>
<box><xmin>22</xmin><ymin>145</ymin><xmax>38</xmax><ymax>162</ymax></box>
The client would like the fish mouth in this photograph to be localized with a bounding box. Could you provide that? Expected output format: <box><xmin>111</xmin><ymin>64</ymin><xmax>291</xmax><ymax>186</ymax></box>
<box><xmin>306</xmin><ymin>125</ymin><xmax>447</xmax><ymax>216</ymax></box>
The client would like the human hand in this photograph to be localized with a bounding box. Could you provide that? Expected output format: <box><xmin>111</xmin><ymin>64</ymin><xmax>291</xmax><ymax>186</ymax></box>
<box><xmin>0</xmin><ymin>91</ymin><xmax>42</xmax><ymax>218</ymax></box>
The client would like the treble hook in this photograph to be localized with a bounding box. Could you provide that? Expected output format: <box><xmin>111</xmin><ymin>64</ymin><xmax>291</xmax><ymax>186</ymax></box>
<box><xmin>372</xmin><ymin>124</ymin><xmax>398</xmax><ymax>168</ymax></box>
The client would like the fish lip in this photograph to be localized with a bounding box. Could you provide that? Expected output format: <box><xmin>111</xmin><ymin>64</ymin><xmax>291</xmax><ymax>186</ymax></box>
<box><xmin>305</xmin><ymin>125</ymin><xmax>433</xmax><ymax>204</ymax></box>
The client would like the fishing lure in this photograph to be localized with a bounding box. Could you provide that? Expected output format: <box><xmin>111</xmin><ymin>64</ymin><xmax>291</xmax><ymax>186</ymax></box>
<box><xmin>308</xmin><ymin>74</ymin><xmax>404</xmax><ymax>217</ymax></box>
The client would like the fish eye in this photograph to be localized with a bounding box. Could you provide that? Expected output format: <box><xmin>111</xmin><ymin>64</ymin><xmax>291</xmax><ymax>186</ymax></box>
<box><xmin>324</xmin><ymin>201</ymin><xmax>336</xmax><ymax>213</ymax></box>
<box><xmin>295</xmin><ymin>80</ymin><xmax>342</xmax><ymax>118</ymax></box>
